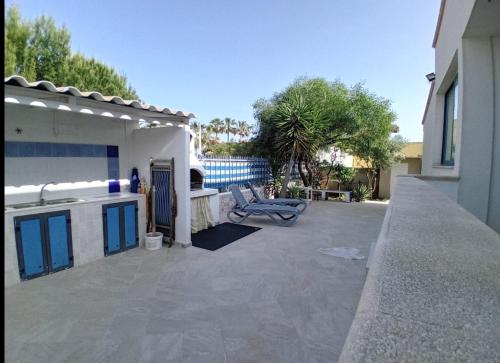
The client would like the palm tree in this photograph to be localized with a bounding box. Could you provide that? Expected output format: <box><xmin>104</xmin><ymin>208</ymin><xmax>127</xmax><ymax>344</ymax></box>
<box><xmin>191</xmin><ymin>120</ymin><xmax>201</xmax><ymax>131</ymax></box>
<box><xmin>273</xmin><ymin>90</ymin><xmax>316</xmax><ymax>198</ymax></box>
<box><xmin>237</xmin><ymin>121</ymin><xmax>252</xmax><ymax>142</ymax></box>
<box><xmin>223</xmin><ymin>117</ymin><xmax>237</xmax><ymax>142</ymax></box>
<box><xmin>209</xmin><ymin>118</ymin><xmax>224</xmax><ymax>141</ymax></box>
<box><xmin>190</xmin><ymin>121</ymin><xmax>202</xmax><ymax>151</ymax></box>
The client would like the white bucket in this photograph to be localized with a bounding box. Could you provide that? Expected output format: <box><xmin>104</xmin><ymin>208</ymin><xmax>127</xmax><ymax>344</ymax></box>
<box><xmin>145</xmin><ymin>232</ymin><xmax>163</xmax><ymax>251</ymax></box>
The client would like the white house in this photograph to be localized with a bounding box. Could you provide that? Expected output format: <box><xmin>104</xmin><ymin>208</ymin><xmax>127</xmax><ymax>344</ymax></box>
<box><xmin>4</xmin><ymin>75</ymin><xmax>196</xmax><ymax>286</ymax></box>
<box><xmin>421</xmin><ymin>0</ymin><xmax>500</xmax><ymax>233</ymax></box>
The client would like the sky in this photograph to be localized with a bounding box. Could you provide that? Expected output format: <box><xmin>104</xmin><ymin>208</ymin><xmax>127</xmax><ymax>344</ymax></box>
<box><xmin>5</xmin><ymin>0</ymin><xmax>440</xmax><ymax>141</ymax></box>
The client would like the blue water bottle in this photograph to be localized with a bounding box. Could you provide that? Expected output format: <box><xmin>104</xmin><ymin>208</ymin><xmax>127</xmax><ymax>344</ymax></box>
<box><xmin>130</xmin><ymin>167</ymin><xmax>139</xmax><ymax>193</ymax></box>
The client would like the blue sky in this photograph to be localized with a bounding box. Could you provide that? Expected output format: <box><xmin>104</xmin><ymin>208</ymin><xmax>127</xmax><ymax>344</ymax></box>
<box><xmin>6</xmin><ymin>0</ymin><xmax>440</xmax><ymax>141</ymax></box>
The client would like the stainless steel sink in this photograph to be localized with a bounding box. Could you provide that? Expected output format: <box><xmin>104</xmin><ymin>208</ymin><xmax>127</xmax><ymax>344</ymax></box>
<box><xmin>6</xmin><ymin>197</ymin><xmax>84</xmax><ymax>209</ymax></box>
<box><xmin>44</xmin><ymin>197</ymin><xmax>84</xmax><ymax>205</ymax></box>
<box><xmin>7</xmin><ymin>202</ymin><xmax>41</xmax><ymax>209</ymax></box>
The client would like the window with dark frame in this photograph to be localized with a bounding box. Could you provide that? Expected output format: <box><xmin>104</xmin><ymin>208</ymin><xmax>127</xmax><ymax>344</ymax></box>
<box><xmin>441</xmin><ymin>78</ymin><xmax>458</xmax><ymax>165</ymax></box>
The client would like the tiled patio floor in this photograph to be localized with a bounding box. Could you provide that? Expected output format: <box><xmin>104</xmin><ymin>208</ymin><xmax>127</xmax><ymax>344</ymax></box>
<box><xmin>5</xmin><ymin>201</ymin><xmax>387</xmax><ymax>363</ymax></box>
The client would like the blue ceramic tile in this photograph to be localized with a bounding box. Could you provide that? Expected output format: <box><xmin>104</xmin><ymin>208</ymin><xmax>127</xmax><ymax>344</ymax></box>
<box><xmin>18</xmin><ymin>142</ymin><xmax>35</xmax><ymax>157</ymax></box>
<box><xmin>94</xmin><ymin>145</ymin><xmax>107</xmax><ymax>157</ymax></box>
<box><xmin>107</xmin><ymin>157</ymin><xmax>119</xmax><ymax>169</ymax></box>
<box><xmin>107</xmin><ymin>145</ymin><xmax>119</xmax><ymax>158</ymax></box>
<box><xmin>108</xmin><ymin>168</ymin><xmax>120</xmax><ymax>180</ymax></box>
<box><xmin>5</xmin><ymin>142</ymin><xmax>19</xmax><ymax>157</ymax></box>
<box><xmin>35</xmin><ymin>142</ymin><xmax>52</xmax><ymax>157</ymax></box>
<box><xmin>80</xmin><ymin>144</ymin><xmax>95</xmax><ymax>157</ymax></box>
<box><xmin>67</xmin><ymin>144</ymin><xmax>82</xmax><ymax>157</ymax></box>
<box><xmin>52</xmin><ymin>143</ymin><xmax>68</xmax><ymax>157</ymax></box>
<box><xmin>108</xmin><ymin>180</ymin><xmax>121</xmax><ymax>193</ymax></box>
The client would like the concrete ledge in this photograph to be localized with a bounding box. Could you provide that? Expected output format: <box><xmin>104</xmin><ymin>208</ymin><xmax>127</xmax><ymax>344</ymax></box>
<box><xmin>410</xmin><ymin>174</ymin><xmax>460</xmax><ymax>182</ymax></box>
<box><xmin>339</xmin><ymin>176</ymin><xmax>500</xmax><ymax>362</ymax></box>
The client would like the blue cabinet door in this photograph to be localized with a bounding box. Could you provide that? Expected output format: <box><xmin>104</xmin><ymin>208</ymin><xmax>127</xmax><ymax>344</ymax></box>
<box><xmin>15</xmin><ymin>211</ymin><xmax>73</xmax><ymax>281</ymax></box>
<box><xmin>105</xmin><ymin>206</ymin><xmax>121</xmax><ymax>255</ymax></box>
<box><xmin>47</xmin><ymin>213</ymin><xmax>73</xmax><ymax>271</ymax></box>
<box><xmin>123</xmin><ymin>203</ymin><xmax>138</xmax><ymax>249</ymax></box>
<box><xmin>16</xmin><ymin>217</ymin><xmax>47</xmax><ymax>279</ymax></box>
<box><xmin>103</xmin><ymin>201</ymin><xmax>138</xmax><ymax>255</ymax></box>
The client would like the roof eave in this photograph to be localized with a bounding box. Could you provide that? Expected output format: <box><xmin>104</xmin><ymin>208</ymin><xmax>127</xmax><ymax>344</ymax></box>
<box><xmin>432</xmin><ymin>0</ymin><xmax>447</xmax><ymax>48</ymax></box>
<box><xmin>422</xmin><ymin>80</ymin><xmax>435</xmax><ymax>125</ymax></box>
<box><xmin>4</xmin><ymin>75</ymin><xmax>196</xmax><ymax>120</ymax></box>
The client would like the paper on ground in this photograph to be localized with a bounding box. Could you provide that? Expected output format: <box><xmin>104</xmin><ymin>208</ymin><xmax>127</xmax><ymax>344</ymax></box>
<box><xmin>318</xmin><ymin>247</ymin><xmax>365</xmax><ymax>260</ymax></box>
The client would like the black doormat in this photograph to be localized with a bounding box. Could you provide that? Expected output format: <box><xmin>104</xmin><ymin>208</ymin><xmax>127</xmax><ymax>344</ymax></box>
<box><xmin>191</xmin><ymin>222</ymin><xmax>261</xmax><ymax>251</ymax></box>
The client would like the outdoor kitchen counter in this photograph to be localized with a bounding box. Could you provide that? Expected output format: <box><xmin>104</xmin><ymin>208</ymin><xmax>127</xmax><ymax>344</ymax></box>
<box><xmin>4</xmin><ymin>192</ymin><xmax>146</xmax><ymax>287</ymax></box>
<box><xmin>339</xmin><ymin>176</ymin><xmax>500</xmax><ymax>362</ymax></box>
<box><xmin>189</xmin><ymin>188</ymin><xmax>218</xmax><ymax>199</ymax></box>
<box><xmin>190</xmin><ymin>188</ymin><xmax>220</xmax><ymax>226</ymax></box>
<box><xmin>5</xmin><ymin>192</ymin><xmax>144</xmax><ymax>213</ymax></box>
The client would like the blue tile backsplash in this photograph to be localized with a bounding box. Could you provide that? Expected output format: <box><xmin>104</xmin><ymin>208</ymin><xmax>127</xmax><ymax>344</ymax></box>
<box><xmin>106</xmin><ymin>145</ymin><xmax>119</xmax><ymax>158</ymax></box>
<box><xmin>5</xmin><ymin>141</ymin><xmax>111</xmax><ymax>158</ymax></box>
<box><xmin>52</xmin><ymin>142</ymin><xmax>68</xmax><ymax>157</ymax></box>
<box><xmin>18</xmin><ymin>142</ymin><xmax>35</xmax><ymax>157</ymax></box>
<box><xmin>6</xmin><ymin>141</ymin><xmax>120</xmax><ymax>192</ymax></box>
<box><xmin>107</xmin><ymin>157</ymin><xmax>120</xmax><ymax>180</ymax></box>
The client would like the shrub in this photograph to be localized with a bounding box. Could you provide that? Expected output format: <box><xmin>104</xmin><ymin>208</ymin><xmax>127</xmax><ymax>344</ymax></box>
<box><xmin>287</xmin><ymin>185</ymin><xmax>306</xmax><ymax>199</ymax></box>
<box><xmin>334</xmin><ymin>164</ymin><xmax>356</xmax><ymax>187</ymax></box>
<box><xmin>265</xmin><ymin>176</ymin><xmax>283</xmax><ymax>199</ymax></box>
<box><xmin>352</xmin><ymin>183</ymin><xmax>370</xmax><ymax>202</ymax></box>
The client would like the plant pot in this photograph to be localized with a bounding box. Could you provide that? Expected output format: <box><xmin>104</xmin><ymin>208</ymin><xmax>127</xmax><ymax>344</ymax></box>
<box><xmin>145</xmin><ymin>232</ymin><xmax>163</xmax><ymax>251</ymax></box>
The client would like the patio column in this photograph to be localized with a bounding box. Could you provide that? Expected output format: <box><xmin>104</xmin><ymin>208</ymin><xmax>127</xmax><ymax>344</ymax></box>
<box><xmin>174</xmin><ymin>124</ymin><xmax>192</xmax><ymax>246</ymax></box>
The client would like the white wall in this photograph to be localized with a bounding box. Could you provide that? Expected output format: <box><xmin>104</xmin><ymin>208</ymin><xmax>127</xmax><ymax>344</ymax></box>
<box><xmin>487</xmin><ymin>37</ymin><xmax>500</xmax><ymax>232</ymax></box>
<box><xmin>5</xmin><ymin>101</ymin><xmax>193</xmax><ymax>240</ymax></box>
<box><xmin>423</xmin><ymin>0</ymin><xmax>476</xmax><ymax>179</ymax></box>
<box><xmin>434</xmin><ymin>0</ymin><xmax>475</xmax><ymax>90</ymax></box>
<box><xmin>4</xmin><ymin>104</ymin><xmax>136</xmax><ymax>204</ymax></box>
<box><xmin>422</xmin><ymin>1</ymin><xmax>500</xmax><ymax>232</ymax></box>
<box><xmin>458</xmin><ymin>36</ymin><xmax>496</xmax><ymax>221</ymax></box>
<box><xmin>422</xmin><ymin>87</ymin><xmax>436</xmax><ymax>175</ymax></box>
<box><xmin>129</xmin><ymin>126</ymin><xmax>191</xmax><ymax>246</ymax></box>
<box><xmin>317</xmin><ymin>148</ymin><xmax>353</xmax><ymax>167</ymax></box>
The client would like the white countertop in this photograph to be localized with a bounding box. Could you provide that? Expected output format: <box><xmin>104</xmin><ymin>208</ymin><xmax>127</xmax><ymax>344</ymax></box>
<box><xmin>4</xmin><ymin>192</ymin><xmax>144</xmax><ymax>214</ymax></box>
<box><xmin>190</xmin><ymin>188</ymin><xmax>218</xmax><ymax>198</ymax></box>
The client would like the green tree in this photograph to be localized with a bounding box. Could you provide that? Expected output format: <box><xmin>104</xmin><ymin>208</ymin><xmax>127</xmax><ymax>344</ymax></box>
<box><xmin>209</xmin><ymin>118</ymin><xmax>224</xmax><ymax>140</ymax></box>
<box><xmin>253</xmin><ymin>77</ymin><xmax>353</xmax><ymax>189</ymax></box>
<box><xmin>25</xmin><ymin>15</ymin><xmax>71</xmax><ymax>83</ymax></box>
<box><xmin>340</xmin><ymin>85</ymin><xmax>406</xmax><ymax>197</ymax></box>
<box><xmin>63</xmin><ymin>53</ymin><xmax>138</xmax><ymax>99</ymax></box>
<box><xmin>203</xmin><ymin>141</ymin><xmax>257</xmax><ymax>157</ymax></box>
<box><xmin>236</xmin><ymin>120</ymin><xmax>252</xmax><ymax>142</ymax></box>
<box><xmin>223</xmin><ymin>117</ymin><xmax>237</xmax><ymax>142</ymax></box>
<box><xmin>4</xmin><ymin>6</ymin><xmax>30</xmax><ymax>76</ymax></box>
<box><xmin>4</xmin><ymin>5</ymin><xmax>138</xmax><ymax>99</ymax></box>
<box><xmin>273</xmin><ymin>90</ymin><xmax>316</xmax><ymax>197</ymax></box>
<box><xmin>253</xmin><ymin>77</ymin><xmax>403</xmax><ymax>197</ymax></box>
<box><xmin>191</xmin><ymin>121</ymin><xmax>218</xmax><ymax>152</ymax></box>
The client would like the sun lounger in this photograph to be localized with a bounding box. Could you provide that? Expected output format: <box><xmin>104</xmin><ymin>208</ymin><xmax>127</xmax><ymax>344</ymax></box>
<box><xmin>227</xmin><ymin>185</ymin><xmax>300</xmax><ymax>227</ymax></box>
<box><xmin>245</xmin><ymin>182</ymin><xmax>307</xmax><ymax>213</ymax></box>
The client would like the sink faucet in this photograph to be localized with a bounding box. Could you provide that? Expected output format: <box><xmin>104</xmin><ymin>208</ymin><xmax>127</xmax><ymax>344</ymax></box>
<box><xmin>39</xmin><ymin>182</ymin><xmax>55</xmax><ymax>205</ymax></box>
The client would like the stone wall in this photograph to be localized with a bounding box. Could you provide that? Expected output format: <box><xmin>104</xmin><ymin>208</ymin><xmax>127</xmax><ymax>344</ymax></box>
<box><xmin>339</xmin><ymin>176</ymin><xmax>500</xmax><ymax>362</ymax></box>
<box><xmin>218</xmin><ymin>186</ymin><xmax>265</xmax><ymax>222</ymax></box>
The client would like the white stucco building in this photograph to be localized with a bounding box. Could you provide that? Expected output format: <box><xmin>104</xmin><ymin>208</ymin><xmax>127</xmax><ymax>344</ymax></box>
<box><xmin>422</xmin><ymin>0</ymin><xmax>500</xmax><ymax>233</ymax></box>
<box><xmin>4</xmin><ymin>75</ymin><xmax>196</xmax><ymax>286</ymax></box>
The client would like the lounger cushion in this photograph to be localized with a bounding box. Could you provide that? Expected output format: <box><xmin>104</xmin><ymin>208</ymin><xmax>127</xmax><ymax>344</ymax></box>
<box><xmin>243</xmin><ymin>203</ymin><xmax>299</xmax><ymax>213</ymax></box>
<box><xmin>257</xmin><ymin>198</ymin><xmax>304</xmax><ymax>205</ymax></box>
